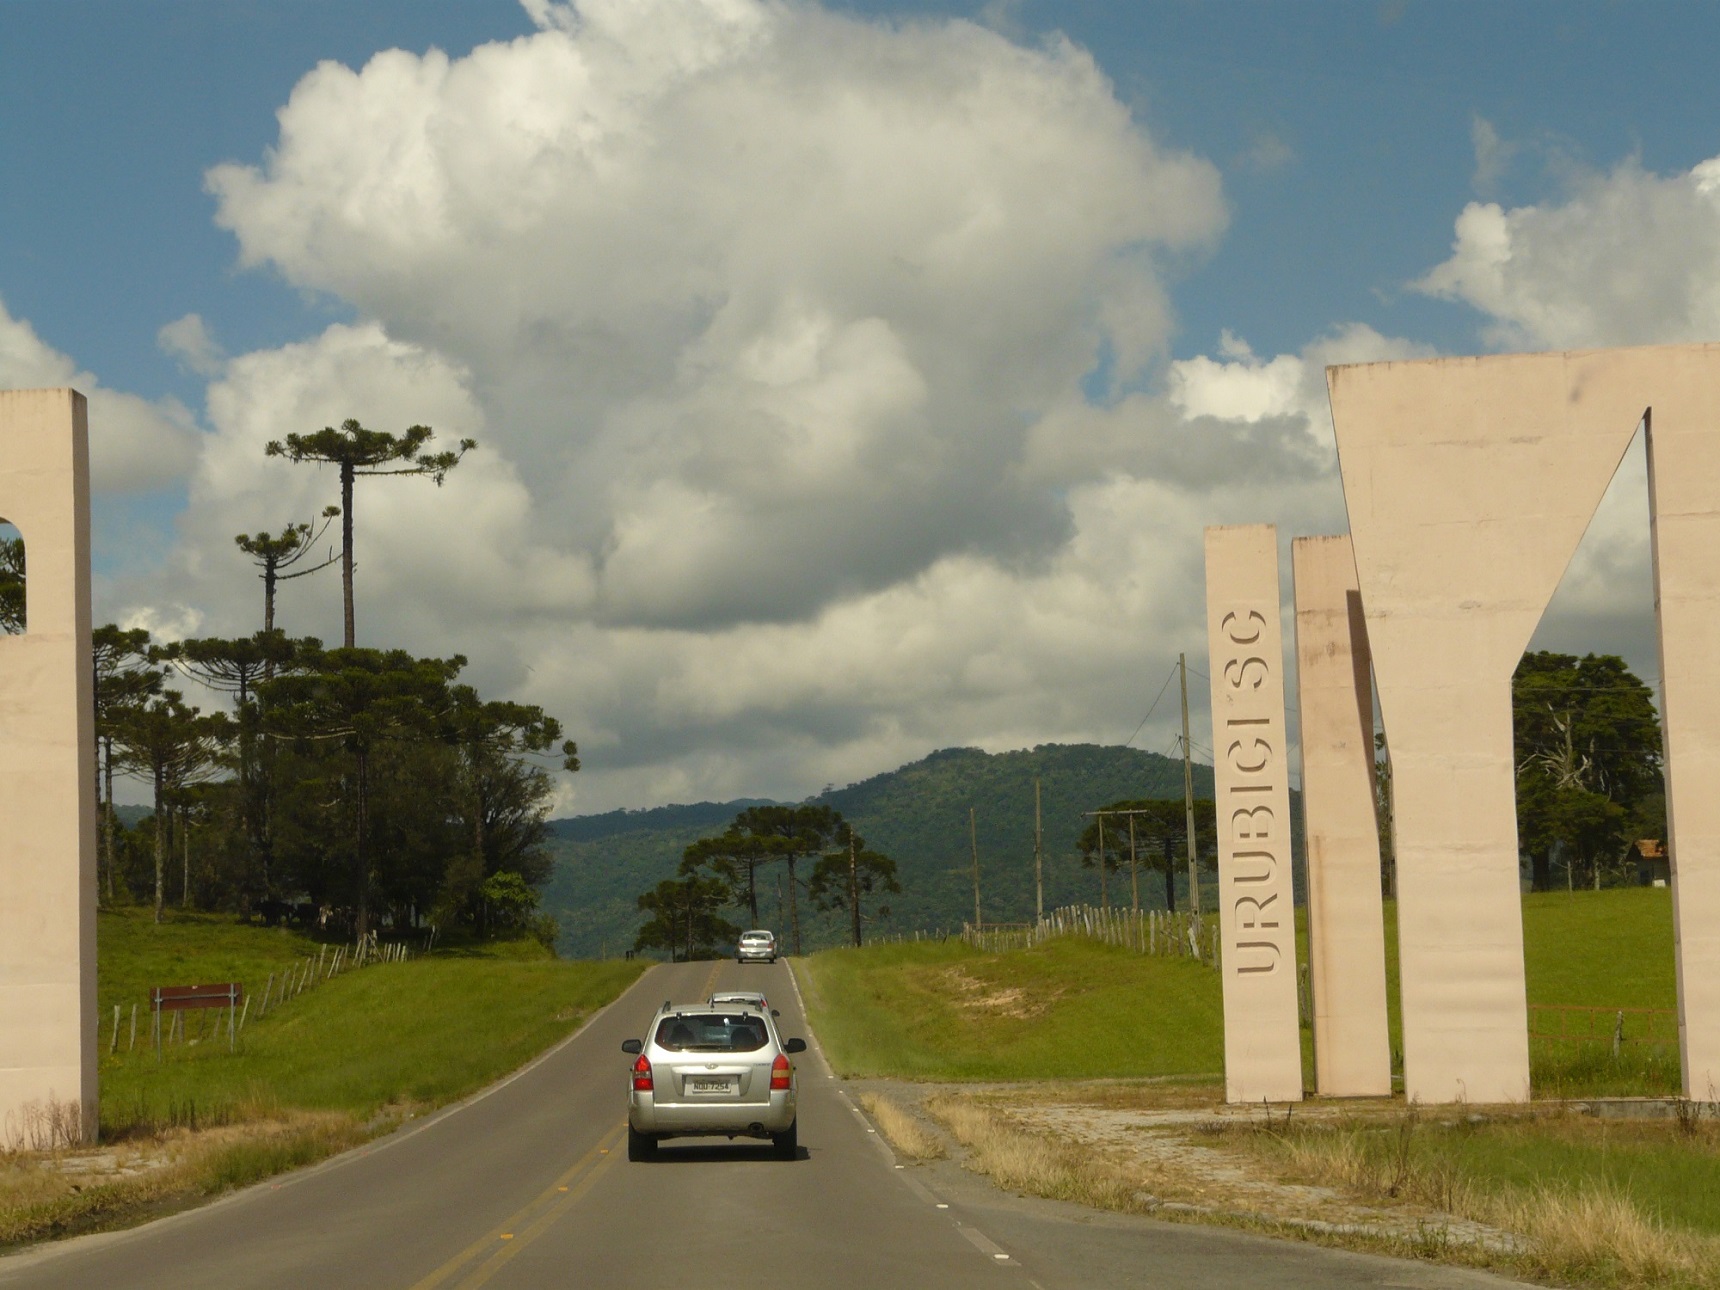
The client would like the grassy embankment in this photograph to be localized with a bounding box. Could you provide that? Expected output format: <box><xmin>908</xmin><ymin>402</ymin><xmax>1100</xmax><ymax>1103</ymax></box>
<box><xmin>802</xmin><ymin>888</ymin><xmax>1720</xmax><ymax>1287</ymax></box>
<box><xmin>0</xmin><ymin>907</ymin><xmax>645</xmax><ymax>1247</ymax></box>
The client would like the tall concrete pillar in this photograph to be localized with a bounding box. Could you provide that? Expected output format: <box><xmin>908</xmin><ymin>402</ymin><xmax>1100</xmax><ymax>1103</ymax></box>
<box><xmin>1292</xmin><ymin>534</ymin><xmax>1391</xmax><ymax>1098</ymax></box>
<box><xmin>1205</xmin><ymin>523</ymin><xmax>1302</xmax><ymax>1104</ymax></box>
<box><xmin>0</xmin><ymin>388</ymin><xmax>97</xmax><ymax>1146</ymax></box>
<box><xmin>1328</xmin><ymin>351</ymin><xmax>1649</xmax><ymax>1103</ymax></box>
<box><xmin>1635</xmin><ymin>351</ymin><xmax>1720</xmax><ymax>1098</ymax></box>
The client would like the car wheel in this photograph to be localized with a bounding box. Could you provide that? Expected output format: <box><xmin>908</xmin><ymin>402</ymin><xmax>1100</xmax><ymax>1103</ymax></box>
<box><xmin>627</xmin><ymin>1124</ymin><xmax>657</xmax><ymax>1162</ymax></box>
<box><xmin>771</xmin><ymin>1119</ymin><xmax>798</xmax><ymax>1160</ymax></box>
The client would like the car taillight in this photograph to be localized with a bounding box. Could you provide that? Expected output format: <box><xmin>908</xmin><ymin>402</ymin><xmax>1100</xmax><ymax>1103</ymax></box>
<box><xmin>632</xmin><ymin>1054</ymin><xmax>653</xmax><ymax>1092</ymax></box>
<box><xmin>770</xmin><ymin>1052</ymin><xmax>792</xmax><ymax>1091</ymax></box>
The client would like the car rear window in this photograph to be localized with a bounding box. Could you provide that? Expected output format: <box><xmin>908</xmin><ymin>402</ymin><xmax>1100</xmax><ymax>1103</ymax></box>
<box><xmin>741</xmin><ymin>933</ymin><xmax>772</xmax><ymax>942</ymax></box>
<box><xmin>654</xmin><ymin>1013</ymin><xmax>770</xmax><ymax>1053</ymax></box>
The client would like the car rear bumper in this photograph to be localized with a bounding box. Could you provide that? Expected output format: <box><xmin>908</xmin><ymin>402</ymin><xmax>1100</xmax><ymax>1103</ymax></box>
<box><xmin>629</xmin><ymin>1089</ymin><xmax>796</xmax><ymax>1137</ymax></box>
<box><xmin>736</xmin><ymin>948</ymin><xmax>776</xmax><ymax>961</ymax></box>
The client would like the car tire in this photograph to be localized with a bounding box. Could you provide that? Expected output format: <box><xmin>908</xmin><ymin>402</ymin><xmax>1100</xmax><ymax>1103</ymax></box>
<box><xmin>627</xmin><ymin>1124</ymin><xmax>657</xmax><ymax>1162</ymax></box>
<box><xmin>772</xmin><ymin>1118</ymin><xmax>798</xmax><ymax>1160</ymax></box>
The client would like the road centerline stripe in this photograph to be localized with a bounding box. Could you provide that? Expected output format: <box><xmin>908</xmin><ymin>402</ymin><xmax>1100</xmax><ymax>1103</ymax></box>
<box><xmin>406</xmin><ymin>1124</ymin><xmax>625</xmax><ymax>1290</ymax></box>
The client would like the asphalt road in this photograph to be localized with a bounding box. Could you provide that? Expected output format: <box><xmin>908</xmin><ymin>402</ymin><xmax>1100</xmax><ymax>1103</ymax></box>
<box><xmin>0</xmin><ymin>959</ymin><xmax>1525</xmax><ymax>1288</ymax></box>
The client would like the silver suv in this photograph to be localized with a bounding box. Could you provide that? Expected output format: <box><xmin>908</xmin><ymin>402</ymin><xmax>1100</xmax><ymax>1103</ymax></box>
<box><xmin>736</xmin><ymin>929</ymin><xmax>778</xmax><ymax>963</ymax></box>
<box><xmin>621</xmin><ymin>1001</ymin><xmax>807</xmax><ymax>1160</ymax></box>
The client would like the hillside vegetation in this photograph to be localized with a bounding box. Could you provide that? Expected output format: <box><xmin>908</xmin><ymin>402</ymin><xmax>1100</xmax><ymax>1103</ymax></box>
<box><xmin>544</xmin><ymin>743</ymin><xmax>1227</xmax><ymax>957</ymax></box>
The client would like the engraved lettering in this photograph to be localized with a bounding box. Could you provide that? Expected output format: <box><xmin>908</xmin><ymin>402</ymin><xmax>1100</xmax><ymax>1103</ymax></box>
<box><xmin>1235</xmin><ymin>893</ymin><xmax>1279</xmax><ymax>930</ymax></box>
<box><xmin>1231</xmin><ymin>849</ymin><xmax>1276</xmax><ymax>883</ymax></box>
<box><xmin>1225</xmin><ymin>716</ymin><xmax>1270</xmax><ymax>727</ymax></box>
<box><xmin>1234</xmin><ymin>940</ymin><xmax>1280</xmax><ymax>974</ymax></box>
<box><xmin>1231</xmin><ymin>804</ymin><xmax>1273</xmax><ymax>839</ymax></box>
<box><xmin>1227</xmin><ymin>737</ymin><xmax>1271</xmax><ymax>774</ymax></box>
<box><xmin>1221</xmin><ymin>609</ymin><xmax>1267</xmax><ymax>646</ymax></box>
<box><xmin>1224</xmin><ymin>656</ymin><xmax>1269</xmax><ymax>690</ymax></box>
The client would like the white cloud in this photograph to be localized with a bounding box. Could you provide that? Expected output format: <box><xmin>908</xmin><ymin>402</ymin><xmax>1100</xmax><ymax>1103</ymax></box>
<box><xmin>1416</xmin><ymin>154</ymin><xmax>1720</xmax><ymax>350</ymax></box>
<box><xmin>0</xmin><ymin>296</ymin><xmax>202</xmax><ymax>492</ymax></box>
<box><xmin>116</xmin><ymin>1</ymin><xmax>1464</xmax><ymax>812</ymax></box>
<box><xmin>158</xmin><ymin>313</ymin><xmax>226</xmax><ymax>377</ymax></box>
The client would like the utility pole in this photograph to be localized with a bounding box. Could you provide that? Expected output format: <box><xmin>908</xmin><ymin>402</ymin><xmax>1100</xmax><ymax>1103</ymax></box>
<box><xmin>848</xmin><ymin>830</ymin><xmax>862</xmax><ymax>948</ymax></box>
<box><xmin>1128</xmin><ymin>814</ymin><xmax>1139</xmax><ymax>914</ymax></box>
<box><xmin>1034</xmin><ymin>777</ymin><xmax>1044</xmax><ymax>922</ymax></box>
<box><xmin>969</xmin><ymin>807</ymin><xmax>982</xmax><ymax>930</ymax></box>
<box><xmin>1181</xmin><ymin>652</ymin><xmax>1200</xmax><ymax>914</ymax></box>
<box><xmin>1097</xmin><ymin>815</ymin><xmax>1108</xmax><ymax>910</ymax></box>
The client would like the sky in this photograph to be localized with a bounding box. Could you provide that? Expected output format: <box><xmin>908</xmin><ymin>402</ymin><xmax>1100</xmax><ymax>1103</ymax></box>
<box><xmin>4</xmin><ymin>0</ymin><xmax>1718</xmax><ymax>813</ymax></box>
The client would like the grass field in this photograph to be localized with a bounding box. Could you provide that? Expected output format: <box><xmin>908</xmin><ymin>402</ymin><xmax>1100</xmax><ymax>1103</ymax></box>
<box><xmin>797</xmin><ymin>936</ymin><xmax>1223</xmax><ymax>1080</ymax></box>
<box><xmin>805</xmin><ymin>886</ymin><xmax>1680</xmax><ymax>1093</ymax></box>
<box><xmin>0</xmin><ymin>907</ymin><xmax>646</xmax><ymax>1246</ymax></box>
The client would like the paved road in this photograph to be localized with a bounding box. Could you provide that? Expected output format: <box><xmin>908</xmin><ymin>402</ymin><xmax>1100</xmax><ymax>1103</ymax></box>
<box><xmin>0</xmin><ymin>959</ymin><xmax>1523</xmax><ymax>1288</ymax></box>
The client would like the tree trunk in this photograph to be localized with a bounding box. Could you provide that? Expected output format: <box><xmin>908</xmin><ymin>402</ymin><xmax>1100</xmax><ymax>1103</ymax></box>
<box><xmin>786</xmin><ymin>855</ymin><xmax>801</xmax><ymax>956</ymax></box>
<box><xmin>849</xmin><ymin>835</ymin><xmax>861</xmax><ymax>948</ymax></box>
<box><xmin>182</xmin><ymin>808</ymin><xmax>191</xmax><ymax>908</ymax></box>
<box><xmin>1163</xmin><ymin>838</ymin><xmax>1177</xmax><ymax>913</ymax></box>
<box><xmin>152</xmin><ymin>768</ymin><xmax>165</xmax><ymax>923</ymax></box>
<box><xmin>340</xmin><ymin>460</ymin><xmax>356</xmax><ymax>649</ymax></box>
<box><xmin>747</xmin><ymin>863</ymin><xmax>759</xmax><ymax>926</ymax></box>
<box><xmin>264</xmin><ymin>560</ymin><xmax>277</xmax><ymax>635</ymax></box>
<box><xmin>353</xmin><ymin>747</ymin><xmax>370</xmax><ymax>936</ymax></box>
<box><xmin>1532</xmin><ymin>851</ymin><xmax>1551</xmax><ymax>893</ymax></box>
<box><xmin>103</xmin><ymin>736</ymin><xmax>116</xmax><ymax>903</ymax></box>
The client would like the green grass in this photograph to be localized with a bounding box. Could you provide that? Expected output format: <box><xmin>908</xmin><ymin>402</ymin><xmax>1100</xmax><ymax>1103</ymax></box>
<box><xmin>96</xmin><ymin>906</ymin><xmax>646</xmax><ymax>1131</ymax></box>
<box><xmin>807</xmin><ymin>887</ymin><xmax>1681</xmax><ymax>1095</ymax></box>
<box><xmin>796</xmin><ymin>936</ymin><xmax>1223</xmax><ymax>1080</ymax></box>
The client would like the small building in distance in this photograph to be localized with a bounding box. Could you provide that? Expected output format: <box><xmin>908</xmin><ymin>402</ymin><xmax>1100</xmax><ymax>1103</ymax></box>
<box><xmin>1630</xmin><ymin>839</ymin><xmax>1669</xmax><ymax>887</ymax></box>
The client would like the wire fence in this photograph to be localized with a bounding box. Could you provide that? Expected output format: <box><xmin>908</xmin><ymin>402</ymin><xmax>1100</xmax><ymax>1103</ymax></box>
<box><xmin>104</xmin><ymin>930</ymin><xmax>416</xmax><ymax>1058</ymax></box>
<box><xmin>1528</xmin><ymin>1003</ymin><xmax>1678</xmax><ymax>1057</ymax></box>
<box><xmin>957</xmin><ymin>903</ymin><xmax>1220</xmax><ymax>970</ymax></box>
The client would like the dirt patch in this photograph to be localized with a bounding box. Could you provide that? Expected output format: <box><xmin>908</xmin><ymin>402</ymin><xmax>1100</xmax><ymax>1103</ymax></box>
<box><xmin>938</xmin><ymin>967</ymin><xmax>1061</xmax><ymax>1021</ymax></box>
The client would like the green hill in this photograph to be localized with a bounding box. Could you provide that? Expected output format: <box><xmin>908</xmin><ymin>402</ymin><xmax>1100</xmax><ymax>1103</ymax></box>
<box><xmin>542</xmin><ymin>743</ymin><xmax>1229</xmax><ymax>958</ymax></box>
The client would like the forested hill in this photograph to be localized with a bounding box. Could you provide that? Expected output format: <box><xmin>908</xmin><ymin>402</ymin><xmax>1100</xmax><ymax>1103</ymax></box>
<box><xmin>541</xmin><ymin>743</ymin><xmax>1225</xmax><ymax>959</ymax></box>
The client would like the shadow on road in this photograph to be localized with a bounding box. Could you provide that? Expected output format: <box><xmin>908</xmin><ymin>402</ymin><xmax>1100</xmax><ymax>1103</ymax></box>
<box><xmin>641</xmin><ymin>1143</ymin><xmax>808</xmax><ymax>1164</ymax></box>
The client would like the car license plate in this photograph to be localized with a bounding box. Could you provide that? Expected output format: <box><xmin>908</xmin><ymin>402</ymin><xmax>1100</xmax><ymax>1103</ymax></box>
<box><xmin>689</xmin><ymin>1078</ymin><xmax>733</xmax><ymax>1094</ymax></box>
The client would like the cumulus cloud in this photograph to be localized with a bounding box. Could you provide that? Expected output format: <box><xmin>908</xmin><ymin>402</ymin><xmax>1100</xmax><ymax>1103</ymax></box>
<box><xmin>158</xmin><ymin>314</ymin><xmax>226</xmax><ymax>377</ymax></box>
<box><xmin>1416</xmin><ymin>153</ymin><xmax>1720</xmax><ymax>350</ymax></box>
<box><xmin>0</xmin><ymin>296</ymin><xmax>202</xmax><ymax>491</ymax></box>
<box><xmin>111</xmin><ymin>0</ymin><xmax>1456</xmax><ymax>811</ymax></box>
<box><xmin>204</xmin><ymin>0</ymin><xmax>1225</xmax><ymax>631</ymax></box>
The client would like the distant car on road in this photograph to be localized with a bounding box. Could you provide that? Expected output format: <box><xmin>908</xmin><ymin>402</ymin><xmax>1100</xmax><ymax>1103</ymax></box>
<box><xmin>622</xmin><ymin>1001</ymin><xmax>807</xmax><ymax>1161</ymax></box>
<box><xmin>710</xmin><ymin>990</ymin><xmax>772</xmax><ymax>1014</ymax></box>
<box><xmin>736</xmin><ymin>929</ymin><xmax>778</xmax><ymax>963</ymax></box>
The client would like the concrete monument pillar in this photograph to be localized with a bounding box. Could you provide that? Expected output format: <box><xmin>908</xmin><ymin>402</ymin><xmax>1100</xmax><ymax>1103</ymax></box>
<box><xmin>1205</xmin><ymin>523</ymin><xmax>1302</xmax><ymax>1103</ymax></box>
<box><xmin>0</xmin><ymin>388</ymin><xmax>97</xmax><ymax>1146</ymax></box>
<box><xmin>1327</xmin><ymin>350</ymin><xmax>1658</xmax><ymax>1103</ymax></box>
<box><xmin>1292</xmin><ymin>534</ymin><xmax>1391</xmax><ymax>1097</ymax></box>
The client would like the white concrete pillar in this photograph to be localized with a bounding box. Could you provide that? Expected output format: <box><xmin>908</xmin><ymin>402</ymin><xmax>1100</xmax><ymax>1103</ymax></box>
<box><xmin>1292</xmin><ymin>534</ymin><xmax>1391</xmax><ymax>1097</ymax></box>
<box><xmin>1205</xmin><ymin>523</ymin><xmax>1302</xmax><ymax>1104</ymax></box>
<box><xmin>1328</xmin><ymin>350</ymin><xmax>1649</xmax><ymax>1103</ymax></box>
<box><xmin>0</xmin><ymin>388</ymin><xmax>97</xmax><ymax>1146</ymax></box>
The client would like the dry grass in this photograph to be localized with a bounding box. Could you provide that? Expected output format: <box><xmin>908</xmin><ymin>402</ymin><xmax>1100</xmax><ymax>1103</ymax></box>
<box><xmin>1244</xmin><ymin>1111</ymin><xmax>1720</xmax><ymax>1288</ymax></box>
<box><xmin>858</xmin><ymin>1093</ymin><xmax>946</xmax><ymax>1160</ymax></box>
<box><xmin>0</xmin><ymin>1111</ymin><xmax>370</xmax><ymax>1248</ymax></box>
<box><xmin>925</xmin><ymin>1095</ymin><xmax>1152</xmax><ymax>1212</ymax></box>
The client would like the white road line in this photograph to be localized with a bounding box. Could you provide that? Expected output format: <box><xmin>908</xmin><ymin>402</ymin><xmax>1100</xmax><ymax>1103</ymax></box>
<box><xmin>957</xmin><ymin>1226</ymin><xmax>1012</xmax><ymax>1263</ymax></box>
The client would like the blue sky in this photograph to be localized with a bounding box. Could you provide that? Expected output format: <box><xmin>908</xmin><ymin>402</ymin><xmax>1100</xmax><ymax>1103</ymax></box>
<box><xmin>2</xmin><ymin>0</ymin><xmax>1714</xmax><ymax>808</ymax></box>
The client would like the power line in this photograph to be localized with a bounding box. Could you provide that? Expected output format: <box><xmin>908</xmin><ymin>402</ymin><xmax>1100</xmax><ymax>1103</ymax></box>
<box><xmin>1119</xmin><ymin>663</ymin><xmax>1179</xmax><ymax>750</ymax></box>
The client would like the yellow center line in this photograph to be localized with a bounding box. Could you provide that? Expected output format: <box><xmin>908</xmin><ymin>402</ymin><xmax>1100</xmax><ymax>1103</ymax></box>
<box><xmin>407</xmin><ymin>1123</ymin><xmax>626</xmax><ymax>1290</ymax></box>
<box><xmin>701</xmin><ymin>959</ymin><xmax>723</xmax><ymax>999</ymax></box>
<box><xmin>451</xmin><ymin>1138</ymin><xmax>624</xmax><ymax>1288</ymax></box>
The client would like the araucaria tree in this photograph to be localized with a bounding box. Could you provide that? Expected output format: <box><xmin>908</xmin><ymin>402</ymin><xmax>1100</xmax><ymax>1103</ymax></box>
<box><xmin>111</xmin><ymin>693</ymin><xmax>229</xmax><ymax>922</ymax></box>
<box><xmin>635</xmin><ymin>873</ymin><xmax>739</xmax><ymax>962</ymax></box>
<box><xmin>809</xmin><ymin>825</ymin><xmax>899</xmax><ymax>947</ymax></box>
<box><xmin>1078</xmin><ymin>799</ymin><xmax>1215</xmax><ymax>913</ymax></box>
<box><xmin>92</xmin><ymin>624</ymin><xmax>163</xmax><ymax>901</ymax></box>
<box><xmin>264</xmin><ymin>421</ymin><xmax>474</xmax><ymax>647</ymax></box>
<box><xmin>261</xmin><ymin>646</ymin><xmax>465</xmax><ymax>936</ymax></box>
<box><xmin>234</xmin><ymin>507</ymin><xmax>340</xmax><ymax>634</ymax></box>
<box><xmin>680</xmin><ymin>804</ymin><xmax>846</xmax><ymax>955</ymax></box>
